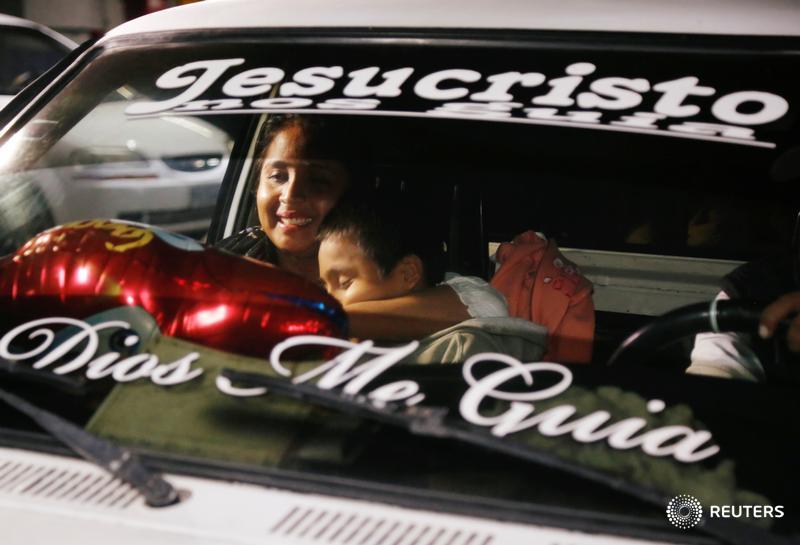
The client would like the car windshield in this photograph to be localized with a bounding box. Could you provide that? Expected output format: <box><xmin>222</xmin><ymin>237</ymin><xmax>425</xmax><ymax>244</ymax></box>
<box><xmin>0</xmin><ymin>37</ymin><xmax>798</xmax><ymax>542</ymax></box>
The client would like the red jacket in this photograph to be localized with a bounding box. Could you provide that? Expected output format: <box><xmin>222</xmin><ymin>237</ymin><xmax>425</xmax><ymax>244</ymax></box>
<box><xmin>491</xmin><ymin>231</ymin><xmax>595</xmax><ymax>363</ymax></box>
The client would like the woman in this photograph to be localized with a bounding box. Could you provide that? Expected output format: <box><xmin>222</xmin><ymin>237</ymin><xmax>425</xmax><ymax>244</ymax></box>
<box><xmin>216</xmin><ymin>115</ymin><xmax>355</xmax><ymax>277</ymax></box>
<box><xmin>217</xmin><ymin>114</ymin><xmax>506</xmax><ymax>340</ymax></box>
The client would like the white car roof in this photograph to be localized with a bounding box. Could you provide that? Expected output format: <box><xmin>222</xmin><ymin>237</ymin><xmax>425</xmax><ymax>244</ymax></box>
<box><xmin>0</xmin><ymin>13</ymin><xmax>77</xmax><ymax>49</ymax></box>
<box><xmin>104</xmin><ymin>0</ymin><xmax>800</xmax><ymax>41</ymax></box>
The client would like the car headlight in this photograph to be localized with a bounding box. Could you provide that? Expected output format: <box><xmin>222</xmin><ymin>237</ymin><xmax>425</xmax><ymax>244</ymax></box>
<box><xmin>162</xmin><ymin>154</ymin><xmax>223</xmax><ymax>172</ymax></box>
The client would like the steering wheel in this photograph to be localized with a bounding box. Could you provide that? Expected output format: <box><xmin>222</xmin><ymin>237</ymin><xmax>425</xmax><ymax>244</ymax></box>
<box><xmin>606</xmin><ymin>299</ymin><xmax>797</xmax><ymax>382</ymax></box>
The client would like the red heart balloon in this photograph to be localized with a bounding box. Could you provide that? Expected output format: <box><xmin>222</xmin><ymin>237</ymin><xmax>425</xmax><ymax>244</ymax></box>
<box><xmin>0</xmin><ymin>219</ymin><xmax>347</xmax><ymax>360</ymax></box>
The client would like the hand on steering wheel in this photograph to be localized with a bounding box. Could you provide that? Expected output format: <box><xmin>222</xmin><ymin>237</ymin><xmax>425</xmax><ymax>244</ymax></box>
<box><xmin>759</xmin><ymin>292</ymin><xmax>800</xmax><ymax>352</ymax></box>
<box><xmin>607</xmin><ymin>299</ymin><xmax>799</xmax><ymax>383</ymax></box>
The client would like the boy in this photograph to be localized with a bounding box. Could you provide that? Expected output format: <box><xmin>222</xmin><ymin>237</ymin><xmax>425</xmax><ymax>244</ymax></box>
<box><xmin>317</xmin><ymin>198</ymin><xmax>547</xmax><ymax>363</ymax></box>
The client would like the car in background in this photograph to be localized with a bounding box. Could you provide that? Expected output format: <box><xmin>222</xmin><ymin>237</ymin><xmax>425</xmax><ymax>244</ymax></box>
<box><xmin>28</xmin><ymin>99</ymin><xmax>232</xmax><ymax>241</ymax></box>
<box><xmin>0</xmin><ymin>15</ymin><xmax>229</xmax><ymax>244</ymax></box>
<box><xmin>0</xmin><ymin>16</ymin><xmax>231</xmax><ymax>248</ymax></box>
<box><xmin>0</xmin><ymin>1</ymin><xmax>799</xmax><ymax>544</ymax></box>
<box><xmin>0</xmin><ymin>13</ymin><xmax>76</xmax><ymax>110</ymax></box>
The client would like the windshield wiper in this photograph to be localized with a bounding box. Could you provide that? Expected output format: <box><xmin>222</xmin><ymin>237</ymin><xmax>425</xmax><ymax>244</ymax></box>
<box><xmin>0</xmin><ymin>386</ymin><xmax>178</xmax><ymax>507</ymax></box>
<box><xmin>221</xmin><ymin>368</ymin><xmax>792</xmax><ymax>545</ymax></box>
<box><xmin>1</xmin><ymin>354</ymin><xmax>87</xmax><ymax>395</ymax></box>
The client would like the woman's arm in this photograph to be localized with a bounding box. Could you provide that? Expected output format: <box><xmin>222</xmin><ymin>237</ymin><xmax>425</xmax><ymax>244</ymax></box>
<box><xmin>345</xmin><ymin>284</ymin><xmax>470</xmax><ymax>341</ymax></box>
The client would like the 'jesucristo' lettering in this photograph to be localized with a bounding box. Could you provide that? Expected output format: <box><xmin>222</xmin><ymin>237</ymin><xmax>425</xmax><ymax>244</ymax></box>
<box><xmin>125</xmin><ymin>59</ymin><xmax>790</xmax><ymax>147</ymax></box>
<box><xmin>0</xmin><ymin>320</ymin><xmax>720</xmax><ymax>464</ymax></box>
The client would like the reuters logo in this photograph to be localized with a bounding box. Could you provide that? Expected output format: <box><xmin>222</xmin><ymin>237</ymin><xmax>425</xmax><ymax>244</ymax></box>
<box><xmin>666</xmin><ymin>495</ymin><xmax>703</xmax><ymax>529</ymax></box>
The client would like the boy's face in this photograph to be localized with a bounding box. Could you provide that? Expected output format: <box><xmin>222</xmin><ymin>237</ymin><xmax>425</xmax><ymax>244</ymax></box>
<box><xmin>318</xmin><ymin>234</ymin><xmax>410</xmax><ymax>306</ymax></box>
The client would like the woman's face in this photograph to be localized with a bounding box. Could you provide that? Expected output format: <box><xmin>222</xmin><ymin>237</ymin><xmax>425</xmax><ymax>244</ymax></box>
<box><xmin>256</xmin><ymin>123</ymin><xmax>350</xmax><ymax>257</ymax></box>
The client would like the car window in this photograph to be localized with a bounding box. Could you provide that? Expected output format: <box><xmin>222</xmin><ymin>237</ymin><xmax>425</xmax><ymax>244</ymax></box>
<box><xmin>0</xmin><ymin>36</ymin><xmax>799</xmax><ymax>541</ymax></box>
<box><xmin>0</xmin><ymin>25</ymin><xmax>69</xmax><ymax>96</ymax></box>
<box><xmin>0</xmin><ymin>50</ymin><xmax>242</xmax><ymax>250</ymax></box>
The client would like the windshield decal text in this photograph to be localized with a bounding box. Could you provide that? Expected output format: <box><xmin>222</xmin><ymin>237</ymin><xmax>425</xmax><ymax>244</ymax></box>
<box><xmin>0</xmin><ymin>317</ymin><xmax>203</xmax><ymax>385</ymax></box>
<box><xmin>459</xmin><ymin>353</ymin><xmax>719</xmax><ymax>463</ymax></box>
<box><xmin>0</xmin><ymin>322</ymin><xmax>720</xmax><ymax>464</ymax></box>
<box><xmin>250</xmin><ymin>335</ymin><xmax>719</xmax><ymax>463</ymax></box>
<box><xmin>125</xmin><ymin>59</ymin><xmax>791</xmax><ymax>148</ymax></box>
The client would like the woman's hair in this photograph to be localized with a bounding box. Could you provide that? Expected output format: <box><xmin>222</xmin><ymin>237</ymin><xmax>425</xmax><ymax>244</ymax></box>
<box><xmin>255</xmin><ymin>114</ymin><xmax>375</xmax><ymax>191</ymax></box>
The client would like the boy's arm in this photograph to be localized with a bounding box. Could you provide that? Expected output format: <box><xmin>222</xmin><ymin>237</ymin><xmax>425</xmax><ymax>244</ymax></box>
<box><xmin>344</xmin><ymin>285</ymin><xmax>470</xmax><ymax>341</ymax></box>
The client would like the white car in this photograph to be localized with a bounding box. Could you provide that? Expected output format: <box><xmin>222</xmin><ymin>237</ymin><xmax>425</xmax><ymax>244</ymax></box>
<box><xmin>35</xmin><ymin>100</ymin><xmax>231</xmax><ymax>236</ymax></box>
<box><xmin>0</xmin><ymin>1</ymin><xmax>798</xmax><ymax>544</ymax></box>
<box><xmin>0</xmin><ymin>16</ymin><xmax>229</xmax><ymax>244</ymax></box>
<box><xmin>0</xmin><ymin>13</ymin><xmax>76</xmax><ymax>110</ymax></box>
<box><xmin>0</xmin><ymin>98</ymin><xmax>231</xmax><ymax>248</ymax></box>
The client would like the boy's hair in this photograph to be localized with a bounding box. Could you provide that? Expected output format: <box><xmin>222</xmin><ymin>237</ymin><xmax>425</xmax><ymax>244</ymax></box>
<box><xmin>318</xmin><ymin>195</ymin><xmax>446</xmax><ymax>286</ymax></box>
